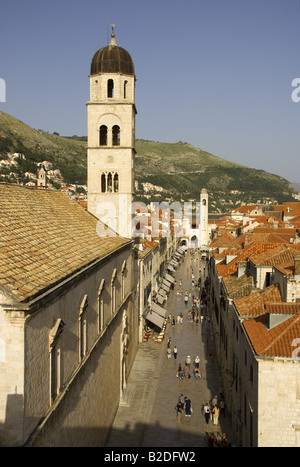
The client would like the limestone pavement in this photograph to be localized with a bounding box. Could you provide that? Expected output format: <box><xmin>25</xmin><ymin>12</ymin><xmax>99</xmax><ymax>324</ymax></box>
<box><xmin>106</xmin><ymin>249</ymin><xmax>236</xmax><ymax>448</ymax></box>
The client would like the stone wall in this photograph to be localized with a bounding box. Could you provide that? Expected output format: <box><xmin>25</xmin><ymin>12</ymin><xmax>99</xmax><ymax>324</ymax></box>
<box><xmin>257</xmin><ymin>359</ymin><xmax>300</xmax><ymax>447</ymax></box>
<box><xmin>0</xmin><ymin>243</ymin><xmax>139</xmax><ymax>446</ymax></box>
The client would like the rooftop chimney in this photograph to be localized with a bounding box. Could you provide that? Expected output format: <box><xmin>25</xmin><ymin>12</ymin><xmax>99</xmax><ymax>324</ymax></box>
<box><xmin>295</xmin><ymin>255</ymin><xmax>300</xmax><ymax>277</ymax></box>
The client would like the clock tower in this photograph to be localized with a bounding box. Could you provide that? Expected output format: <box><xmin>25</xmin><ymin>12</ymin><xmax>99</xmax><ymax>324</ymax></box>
<box><xmin>87</xmin><ymin>26</ymin><xmax>136</xmax><ymax>237</ymax></box>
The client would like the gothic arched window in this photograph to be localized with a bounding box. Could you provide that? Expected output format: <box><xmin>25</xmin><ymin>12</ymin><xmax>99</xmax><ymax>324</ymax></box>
<box><xmin>107</xmin><ymin>172</ymin><xmax>112</xmax><ymax>192</ymax></box>
<box><xmin>101</xmin><ymin>173</ymin><xmax>106</xmax><ymax>193</ymax></box>
<box><xmin>100</xmin><ymin>125</ymin><xmax>108</xmax><ymax>146</ymax></box>
<box><xmin>114</xmin><ymin>173</ymin><xmax>119</xmax><ymax>192</ymax></box>
<box><xmin>112</xmin><ymin>125</ymin><xmax>120</xmax><ymax>146</ymax></box>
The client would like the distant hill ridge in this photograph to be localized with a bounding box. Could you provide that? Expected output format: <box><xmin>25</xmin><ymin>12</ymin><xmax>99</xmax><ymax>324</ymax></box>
<box><xmin>0</xmin><ymin>110</ymin><xmax>296</xmax><ymax>210</ymax></box>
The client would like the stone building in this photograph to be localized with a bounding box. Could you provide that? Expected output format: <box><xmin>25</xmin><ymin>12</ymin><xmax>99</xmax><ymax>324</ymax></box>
<box><xmin>0</xmin><ymin>26</ymin><xmax>215</xmax><ymax>447</ymax></box>
<box><xmin>36</xmin><ymin>165</ymin><xmax>47</xmax><ymax>187</ymax></box>
<box><xmin>0</xmin><ymin>29</ymin><xmax>140</xmax><ymax>447</ymax></box>
<box><xmin>0</xmin><ymin>184</ymin><xmax>137</xmax><ymax>446</ymax></box>
<box><xmin>208</xmin><ymin>207</ymin><xmax>300</xmax><ymax>447</ymax></box>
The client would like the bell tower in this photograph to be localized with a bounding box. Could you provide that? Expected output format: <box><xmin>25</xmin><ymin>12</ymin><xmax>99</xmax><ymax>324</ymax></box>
<box><xmin>200</xmin><ymin>188</ymin><xmax>209</xmax><ymax>247</ymax></box>
<box><xmin>87</xmin><ymin>26</ymin><xmax>136</xmax><ymax>237</ymax></box>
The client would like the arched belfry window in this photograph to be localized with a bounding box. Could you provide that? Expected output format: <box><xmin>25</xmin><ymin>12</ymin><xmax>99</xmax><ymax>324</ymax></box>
<box><xmin>101</xmin><ymin>173</ymin><xmax>106</xmax><ymax>193</ymax></box>
<box><xmin>124</xmin><ymin>80</ymin><xmax>128</xmax><ymax>99</ymax></box>
<box><xmin>112</xmin><ymin>125</ymin><xmax>120</xmax><ymax>146</ymax></box>
<box><xmin>100</xmin><ymin>125</ymin><xmax>107</xmax><ymax>146</ymax></box>
<box><xmin>202</xmin><ymin>199</ymin><xmax>207</xmax><ymax>206</ymax></box>
<box><xmin>107</xmin><ymin>79</ymin><xmax>114</xmax><ymax>98</ymax></box>
<box><xmin>101</xmin><ymin>172</ymin><xmax>119</xmax><ymax>193</ymax></box>
<box><xmin>114</xmin><ymin>173</ymin><xmax>119</xmax><ymax>192</ymax></box>
<box><xmin>107</xmin><ymin>172</ymin><xmax>113</xmax><ymax>192</ymax></box>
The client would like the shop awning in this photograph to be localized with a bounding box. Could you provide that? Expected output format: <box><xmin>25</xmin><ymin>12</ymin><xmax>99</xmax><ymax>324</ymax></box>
<box><xmin>156</xmin><ymin>294</ymin><xmax>165</xmax><ymax>305</ymax></box>
<box><xmin>158</xmin><ymin>288</ymin><xmax>167</xmax><ymax>298</ymax></box>
<box><xmin>163</xmin><ymin>279</ymin><xmax>171</xmax><ymax>288</ymax></box>
<box><xmin>151</xmin><ymin>301</ymin><xmax>168</xmax><ymax>318</ymax></box>
<box><xmin>165</xmin><ymin>273</ymin><xmax>175</xmax><ymax>283</ymax></box>
<box><xmin>156</xmin><ymin>296</ymin><xmax>164</xmax><ymax>305</ymax></box>
<box><xmin>167</xmin><ymin>264</ymin><xmax>176</xmax><ymax>272</ymax></box>
<box><xmin>144</xmin><ymin>310</ymin><xmax>165</xmax><ymax>328</ymax></box>
<box><xmin>160</xmin><ymin>283</ymin><xmax>169</xmax><ymax>293</ymax></box>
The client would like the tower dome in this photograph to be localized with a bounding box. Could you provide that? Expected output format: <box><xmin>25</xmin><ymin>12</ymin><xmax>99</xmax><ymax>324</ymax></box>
<box><xmin>90</xmin><ymin>26</ymin><xmax>135</xmax><ymax>76</ymax></box>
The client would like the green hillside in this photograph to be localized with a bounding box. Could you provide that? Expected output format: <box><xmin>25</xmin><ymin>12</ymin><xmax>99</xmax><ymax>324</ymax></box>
<box><xmin>0</xmin><ymin>111</ymin><xmax>295</xmax><ymax>210</ymax></box>
<box><xmin>134</xmin><ymin>139</ymin><xmax>295</xmax><ymax>209</ymax></box>
<box><xmin>0</xmin><ymin>111</ymin><xmax>87</xmax><ymax>184</ymax></box>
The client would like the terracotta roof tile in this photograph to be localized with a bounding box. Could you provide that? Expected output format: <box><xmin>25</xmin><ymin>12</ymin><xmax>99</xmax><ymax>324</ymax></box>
<box><xmin>0</xmin><ymin>184</ymin><xmax>131</xmax><ymax>302</ymax></box>
<box><xmin>223</xmin><ymin>273</ymin><xmax>255</xmax><ymax>299</ymax></box>
<box><xmin>233</xmin><ymin>284</ymin><xmax>282</xmax><ymax>317</ymax></box>
<box><xmin>243</xmin><ymin>312</ymin><xmax>300</xmax><ymax>358</ymax></box>
<box><xmin>216</xmin><ymin>242</ymin><xmax>284</xmax><ymax>276</ymax></box>
<box><xmin>250</xmin><ymin>244</ymin><xmax>300</xmax><ymax>266</ymax></box>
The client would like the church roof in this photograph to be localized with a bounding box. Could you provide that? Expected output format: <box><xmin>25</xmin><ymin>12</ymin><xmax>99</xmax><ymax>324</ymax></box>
<box><xmin>0</xmin><ymin>184</ymin><xmax>131</xmax><ymax>302</ymax></box>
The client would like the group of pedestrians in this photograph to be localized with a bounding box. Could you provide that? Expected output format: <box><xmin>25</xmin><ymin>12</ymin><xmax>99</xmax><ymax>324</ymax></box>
<box><xmin>175</xmin><ymin>394</ymin><xmax>193</xmax><ymax>424</ymax></box>
<box><xmin>166</xmin><ymin>249</ymin><xmax>231</xmax><ymax>446</ymax></box>
<box><xmin>203</xmin><ymin>397</ymin><xmax>223</xmax><ymax>425</ymax></box>
<box><xmin>167</xmin><ymin>338</ymin><xmax>201</xmax><ymax>382</ymax></box>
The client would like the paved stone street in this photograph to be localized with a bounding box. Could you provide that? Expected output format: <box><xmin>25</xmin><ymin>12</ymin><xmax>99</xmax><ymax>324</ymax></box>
<box><xmin>106</xmin><ymin>249</ymin><xmax>236</xmax><ymax>448</ymax></box>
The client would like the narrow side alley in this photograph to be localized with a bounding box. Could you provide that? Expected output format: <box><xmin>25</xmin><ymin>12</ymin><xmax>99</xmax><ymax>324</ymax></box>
<box><xmin>106</xmin><ymin>249</ymin><xmax>236</xmax><ymax>448</ymax></box>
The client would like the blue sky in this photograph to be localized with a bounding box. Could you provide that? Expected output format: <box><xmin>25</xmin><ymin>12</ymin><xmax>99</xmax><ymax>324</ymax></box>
<box><xmin>1</xmin><ymin>0</ymin><xmax>300</xmax><ymax>182</ymax></box>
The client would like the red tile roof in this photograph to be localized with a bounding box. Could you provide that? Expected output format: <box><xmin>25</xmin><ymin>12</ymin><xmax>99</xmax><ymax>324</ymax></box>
<box><xmin>216</xmin><ymin>242</ymin><xmax>285</xmax><ymax>276</ymax></box>
<box><xmin>250</xmin><ymin>244</ymin><xmax>300</xmax><ymax>267</ymax></box>
<box><xmin>243</xmin><ymin>312</ymin><xmax>300</xmax><ymax>358</ymax></box>
<box><xmin>0</xmin><ymin>184</ymin><xmax>131</xmax><ymax>302</ymax></box>
<box><xmin>233</xmin><ymin>284</ymin><xmax>282</xmax><ymax>317</ymax></box>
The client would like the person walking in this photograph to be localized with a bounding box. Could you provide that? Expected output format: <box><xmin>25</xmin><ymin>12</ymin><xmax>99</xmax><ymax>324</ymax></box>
<box><xmin>167</xmin><ymin>347</ymin><xmax>172</xmax><ymax>360</ymax></box>
<box><xmin>185</xmin><ymin>355</ymin><xmax>192</xmax><ymax>369</ymax></box>
<box><xmin>177</xmin><ymin>363</ymin><xmax>184</xmax><ymax>380</ymax></box>
<box><xmin>212</xmin><ymin>395</ymin><xmax>218</xmax><ymax>407</ymax></box>
<box><xmin>194</xmin><ymin>355</ymin><xmax>200</xmax><ymax>369</ymax></box>
<box><xmin>219</xmin><ymin>399</ymin><xmax>226</xmax><ymax>417</ymax></box>
<box><xmin>212</xmin><ymin>405</ymin><xmax>220</xmax><ymax>425</ymax></box>
<box><xmin>175</xmin><ymin>399</ymin><xmax>184</xmax><ymax>424</ymax></box>
<box><xmin>178</xmin><ymin>394</ymin><xmax>185</xmax><ymax>404</ymax></box>
<box><xmin>184</xmin><ymin>397</ymin><xmax>192</xmax><ymax>417</ymax></box>
<box><xmin>203</xmin><ymin>403</ymin><xmax>211</xmax><ymax>424</ymax></box>
<box><xmin>193</xmin><ymin>366</ymin><xmax>201</xmax><ymax>380</ymax></box>
<box><xmin>207</xmin><ymin>433</ymin><xmax>215</xmax><ymax>447</ymax></box>
<box><xmin>173</xmin><ymin>346</ymin><xmax>178</xmax><ymax>360</ymax></box>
